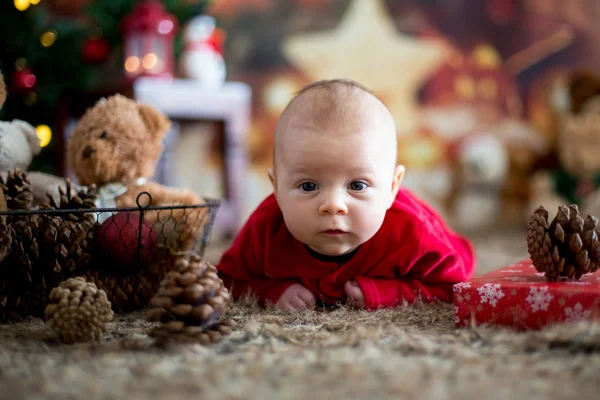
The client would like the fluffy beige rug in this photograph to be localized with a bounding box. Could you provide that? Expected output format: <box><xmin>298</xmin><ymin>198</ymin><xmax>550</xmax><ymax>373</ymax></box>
<box><xmin>0</xmin><ymin>228</ymin><xmax>599</xmax><ymax>400</ymax></box>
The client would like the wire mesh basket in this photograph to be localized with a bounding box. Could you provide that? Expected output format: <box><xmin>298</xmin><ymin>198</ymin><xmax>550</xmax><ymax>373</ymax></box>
<box><xmin>0</xmin><ymin>191</ymin><xmax>220</xmax><ymax>320</ymax></box>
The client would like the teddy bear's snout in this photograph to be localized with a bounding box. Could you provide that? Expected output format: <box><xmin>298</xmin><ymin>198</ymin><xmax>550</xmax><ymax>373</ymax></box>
<box><xmin>81</xmin><ymin>145</ymin><xmax>96</xmax><ymax>159</ymax></box>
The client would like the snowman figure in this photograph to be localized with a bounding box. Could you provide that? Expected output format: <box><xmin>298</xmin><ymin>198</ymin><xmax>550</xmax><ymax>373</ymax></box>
<box><xmin>179</xmin><ymin>15</ymin><xmax>226</xmax><ymax>89</ymax></box>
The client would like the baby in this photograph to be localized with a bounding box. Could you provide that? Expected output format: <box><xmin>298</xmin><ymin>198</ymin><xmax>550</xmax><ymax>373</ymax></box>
<box><xmin>216</xmin><ymin>79</ymin><xmax>475</xmax><ymax>311</ymax></box>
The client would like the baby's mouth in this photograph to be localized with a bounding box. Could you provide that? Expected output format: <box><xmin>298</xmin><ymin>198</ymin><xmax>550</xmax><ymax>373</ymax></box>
<box><xmin>322</xmin><ymin>229</ymin><xmax>346</xmax><ymax>235</ymax></box>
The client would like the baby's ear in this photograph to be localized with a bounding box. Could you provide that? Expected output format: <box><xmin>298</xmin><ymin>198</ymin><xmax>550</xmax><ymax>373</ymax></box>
<box><xmin>389</xmin><ymin>165</ymin><xmax>405</xmax><ymax>206</ymax></box>
<box><xmin>138</xmin><ymin>103</ymin><xmax>171</xmax><ymax>142</ymax></box>
<box><xmin>267</xmin><ymin>168</ymin><xmax>277</xmax><ymax>191</ymax></box>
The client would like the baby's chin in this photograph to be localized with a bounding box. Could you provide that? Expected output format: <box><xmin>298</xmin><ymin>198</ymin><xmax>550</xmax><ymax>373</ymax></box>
<box><xmin>308</xmin><ymin>243</ymin><xmax>360</xmax><ymax>257</ymax></box>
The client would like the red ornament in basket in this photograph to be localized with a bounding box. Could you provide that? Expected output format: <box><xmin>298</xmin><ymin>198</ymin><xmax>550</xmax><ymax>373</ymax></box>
<box><xmin>97</xmin><ymin>212</ymin><xmax>157</xmax><ymax>266</ymax></box>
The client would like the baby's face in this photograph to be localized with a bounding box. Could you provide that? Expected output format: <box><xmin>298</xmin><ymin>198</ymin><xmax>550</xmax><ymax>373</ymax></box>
<box><xmin>270</xmin><ymin>115</ymin><xmax>403</xmax><ymax>256</ymax></box>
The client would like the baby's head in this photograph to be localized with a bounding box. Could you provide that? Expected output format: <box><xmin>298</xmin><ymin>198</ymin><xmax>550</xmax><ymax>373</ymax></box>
<box><xmin>268</xmin><ymin>79</ymin><xmax>404</xmax><ymax>256</ymax></box>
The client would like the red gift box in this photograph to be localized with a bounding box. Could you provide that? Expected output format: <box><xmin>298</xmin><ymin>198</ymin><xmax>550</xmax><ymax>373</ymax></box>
<box><xmin>453</xmin><ymin>259</ymin><xmax>600</xmax><ymax>330</ymax></box>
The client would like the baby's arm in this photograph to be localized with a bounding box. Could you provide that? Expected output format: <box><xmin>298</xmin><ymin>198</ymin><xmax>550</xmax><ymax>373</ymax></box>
<box><xmin>354</xmin><ymin>224</ymin><xmax>474</xmax><ymax>310</ymax></box>
<box><xmin>216</xmin><ymin>203</ymin><xmax>295</xmax><ymax>306</ymax></box>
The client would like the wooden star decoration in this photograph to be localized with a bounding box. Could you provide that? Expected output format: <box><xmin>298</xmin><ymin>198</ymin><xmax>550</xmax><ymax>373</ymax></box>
<box><xmin>283</xmin><ymin>0</ymin><xmax>449</xmax><ymax>135</ymax></box>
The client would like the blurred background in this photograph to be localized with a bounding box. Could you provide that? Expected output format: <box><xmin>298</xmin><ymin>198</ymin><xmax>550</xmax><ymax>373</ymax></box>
<box><xmin>2</xmin><ymin>0</ymin><xmax>599</xmax><ymax>243</ymax></box>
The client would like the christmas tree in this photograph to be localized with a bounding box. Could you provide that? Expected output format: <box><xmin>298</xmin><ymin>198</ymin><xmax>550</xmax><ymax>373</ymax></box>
<box><xmin>0</xmin><ymin>0</ymin><xmax>210</xmax><ymax>175</ymax></box>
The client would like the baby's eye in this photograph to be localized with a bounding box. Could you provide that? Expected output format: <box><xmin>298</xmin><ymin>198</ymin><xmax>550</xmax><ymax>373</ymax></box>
<box><xmin>299</xmin><ymin>182</ymin><xmax>318</xmax><ymax>192</ymax></box>
<box><xmin>348</xmin><ymin>181</ymin><xmax>367</xmax><ymax>191</ymax></box>
<box><xmin>99</xmin><ymin>131</ymin><xmax>108</xmax><ymax>139</ymax></box>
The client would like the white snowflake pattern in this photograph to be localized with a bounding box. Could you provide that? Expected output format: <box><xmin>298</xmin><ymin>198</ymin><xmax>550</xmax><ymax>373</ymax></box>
<box><xmin>504</xmin><ymin>277</ymin><xmax>528</xmax><ymax>282</ymax></box>
<box><xmin>526</xmin><ymin>287</ymin><xmax>553</xmax><ymax>312</ymax></box>
<box><xmin>565</xmin><ymin>281</ymin><xmax>591</xmax><ymax>285</ymax></box>
<box><xmin>477</xmin><ymin>283</ymin><xmax>505</xmax><ymax>307</ymax></box>
<box><xmin>454</xmin><ymin>306</ymin><xmax>460</xmax><ymax>324</ymax></box>
<box><xmin>564</xmin><ymin>303</ymin><xmax>592</xmax><ymax>323</ymax></box>
<box><xmin>503</xmin><ymin>269</ymin><xmax>523</xmax><ymax>273</ymax></box>
<box><xmin>453</xmin><ymin>282</ymin><xmax>471</xmax><ymax>293</ymax></box>
<box><xmin>534</xmin><ymin>272</ymin><xmax>546</xmax><ymax>277</ymax></box>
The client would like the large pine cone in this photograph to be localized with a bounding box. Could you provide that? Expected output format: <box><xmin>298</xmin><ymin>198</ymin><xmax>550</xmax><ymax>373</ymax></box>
<box><xmin>0</xmin><ymin>169</ymin><xmax>33</xmax><ymax>210</ymax></box>
<box><xmin>146</xmin><ymin>255</ymin><xmax>235</xmax><ymax>344</ymax></box>
<box><xmin>40</xmin><ymin>180</ymin><xmax>98</xmax><ymax>222</ymax></box>
<box><xmin>45</xmin><ymin>277</ymin><xmax>113</xmax><ymax>344</ymax></box>
<box><xmin>0</xmin><ymin>215</ymin><xmax>13</xmax><ymax>263</ymax></box>
<box><xmin>38</xmin><ymin>181</ymin><xmax>100</xmax><ymax>276</ymax></box>
<box><xmin>527</xmin><ymin>205</ymin><xmax>600</xmax><ymax>281</ymax></box>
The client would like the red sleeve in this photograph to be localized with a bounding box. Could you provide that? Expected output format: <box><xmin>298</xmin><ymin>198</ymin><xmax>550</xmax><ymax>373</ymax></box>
<box><xmin>355</xmin><ymin>191</ymin><xmax>475</xmax><ymax>310</ymax></box>
<box><xmin>216</xmin><ymin>196</ymin><xmax>295</xmax><ymax>305</ymax></box>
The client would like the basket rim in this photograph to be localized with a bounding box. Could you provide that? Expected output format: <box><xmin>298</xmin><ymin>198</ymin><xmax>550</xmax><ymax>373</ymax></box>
<box><xmin>0</xmin><ymin>197</ymin><xmax>221</xmax><ymax>216</ymax></box>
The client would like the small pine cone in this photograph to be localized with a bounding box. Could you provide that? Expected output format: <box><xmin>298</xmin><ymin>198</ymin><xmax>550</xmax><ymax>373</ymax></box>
<box><xmin>0</xmin><ymin>169</ymin><xmax>33</xmax><ymax>210</ymax></box>
<box><xmin>45</xmin><ymin>277</ymin><xmax>113</xmax><ymax>344</ymax></box>
<box><xmin>527</xmin><ymin>205</ymin><xmax>600</xmax><ymax>281</ymax></box>
<box><xmin>146</xmin><ymin>255</ymin><xmax>235</xmax><ymax>344</ymax></box>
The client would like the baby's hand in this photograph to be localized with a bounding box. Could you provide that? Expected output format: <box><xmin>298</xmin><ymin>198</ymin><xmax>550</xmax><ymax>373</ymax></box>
<box><xmin>344</xmin><ymin>280</ymin><xmax>365</xmax><ymax>309</ymax></box>
<box><xmin>276</xmin><ymin>283</ymin><xmax>316</xmax><ymax>311</ymax></box>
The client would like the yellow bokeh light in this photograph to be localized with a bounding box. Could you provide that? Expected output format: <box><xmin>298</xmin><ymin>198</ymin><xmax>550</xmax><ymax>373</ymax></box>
<box><xmin>14</xmin><ymin>58</ymin><xmax>27</xmax><ymax>70</ymax></box>
<box><xmin>124</xmin><ymin>56</ymin><xmax>140</xmax><ymax>73</ymax></box>
<box><xmin>30</xmin><ymin>0</ymin><xmax>40</xmax><ymax>4</ymax></box>
<box><xmin>472</xmin><ymin>45</ymin><xmax>501</xmax><ymax>68</ymax></box>
<box><xmin>142</xmin><ymin>53</ymin><xmax>158</xmax><ymax>70</ymax></box>
<box><xmin>40</xmin><ymin>31</ymin><xmax>57</xmax><ymax>47</ymax></box>
<box><xmin>264</xmin><ymin>78</ymin><xmax>300</xmax><ymax>115</ymax></box>
<box><xmin>14</xmin><ymin>0</ymin><xmax>29</xmax><ymax>11</ymax></box>
<box><xmin>36</xmin><ymin>125</ymin><xmax>52</xmax><ymax>148</ymax></box>
<box><xmin>398</xmin><ymin>137</ymin><xmax>444</xmax><ymax>169</ymax></box>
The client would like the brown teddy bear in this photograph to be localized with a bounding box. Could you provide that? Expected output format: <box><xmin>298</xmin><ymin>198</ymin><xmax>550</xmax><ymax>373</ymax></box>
<box><xmin>528</xmin><ymin>70</ymin><xmax>600</xmax><ymax>218</ymax></box>
<box><xmin>67</xmin><ymin>94</ymin><xmax>208</xmax><ymax>252</ymax></box>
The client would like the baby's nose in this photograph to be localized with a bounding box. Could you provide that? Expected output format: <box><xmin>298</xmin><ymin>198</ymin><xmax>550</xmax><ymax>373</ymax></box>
<box><xmin>319</xmin><ymin>192</ymin><xmax>348</xmax><ymax>215</ymax></box>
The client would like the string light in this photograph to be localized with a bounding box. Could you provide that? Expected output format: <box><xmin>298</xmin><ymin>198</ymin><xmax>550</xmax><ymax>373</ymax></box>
<box><xmin>124</xmin><ymin>56</ymin><xmax>140</xmax><ymax>73</ymax></box>
<box><xmin>14</xmin><ymin>0</ymin><xmax>30</xmax><ymax>12</ymax></box>
<box><xmin>142</xmin><ymin>53</ymin><xmax>158</xmax><ymax>70</ymax></box>
<box><xmin>36</xmin><ymin>125</ymin><xmax>52</xmax><ymax>148</ymax></box>
<box><xmin>30</xmin><ymin>0</ymin><xmax>40</xmax><ymax>4</ymax></box>
<box><xmin>40</xmin><ymin>30</ymin><xmax>57</xmax><ymax>47</ymax></box>
<box><xmin>15</xmin><ymin>58</ymin><xmax>27</xmax><ymax>70</ymax></box>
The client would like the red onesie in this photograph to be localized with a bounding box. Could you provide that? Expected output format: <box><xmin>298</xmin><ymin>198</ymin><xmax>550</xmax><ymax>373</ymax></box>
<box><xmin>216</xmin><ymin>188</ymin><xmax>475</xmax><ymax>310</ymax></box>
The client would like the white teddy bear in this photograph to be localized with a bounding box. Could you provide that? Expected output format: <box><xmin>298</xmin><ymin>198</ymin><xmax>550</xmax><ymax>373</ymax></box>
<box><xmin>0</xmin><ymin>72</ymin><xmax>76</xmax><ymax>207</ymax></box>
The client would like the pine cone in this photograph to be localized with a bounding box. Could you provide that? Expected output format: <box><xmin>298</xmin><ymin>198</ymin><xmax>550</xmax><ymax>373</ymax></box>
<box><xmin>527</xmin><ymin>205</ymin><xmax>600</xmax><ymax>281</ymax></box>
<box><xmin>0</xmin><ymin>215</ymin><xmax>13</xmax><ymax>263</ymax></box>
<box><xmin>0</xmin><ymin>190</ymin><xmax>6</xmax><ymax>211</ymax></box>
<box><xmin>85</xmin><ymin>270</ymin><xmax>162</xmax><ymax>313</ymax></box>
<box><xmin>45</xmin><ymin>277</ymin><xmax>113</xmax><ymax>344</ymax></box>
<box><xmin>146</xmin><ymin>255</ymin><xmax>235</xmax><ymax>344</ymax></box>
<box><xmin>0</xmin><ymin>169</ymin><xmax>33</xmax><ymax>210</ymax></box>
<box><xmin>41</xmin><ymin>180</ymin><xmax>98</xmax><ymax>223</ymax></box>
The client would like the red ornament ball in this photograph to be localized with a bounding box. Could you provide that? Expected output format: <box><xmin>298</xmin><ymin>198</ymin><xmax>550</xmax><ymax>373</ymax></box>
<box><xmin>97</xmin><ymin>212</ymin><xmax>157</xmax><ymax>266</ymax></box>
<box><xmin>11</xmin><ymin>68</ymin><xmax>36</xmax><ymax>92</ymax></box>
<box><xmin>82</xmin><ymin>37</ymin><xmax>110</xmax><ymax>64</ymax></box>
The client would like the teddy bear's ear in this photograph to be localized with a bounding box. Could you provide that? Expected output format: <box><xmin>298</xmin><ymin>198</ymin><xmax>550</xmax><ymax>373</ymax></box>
<box><xmin>12</xmin><ymin>120</ymin><xmax>41</xmax><ymax>156</ymax></box>
<box><xmin>137</xmin><ymin>103</ymin><xmax>170</xmax><ymax>141</ymax></box>
<box><xmin>568</xmin><ymin>70</ymin><xmax>600</xmax><ymax>114</ymax></box>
